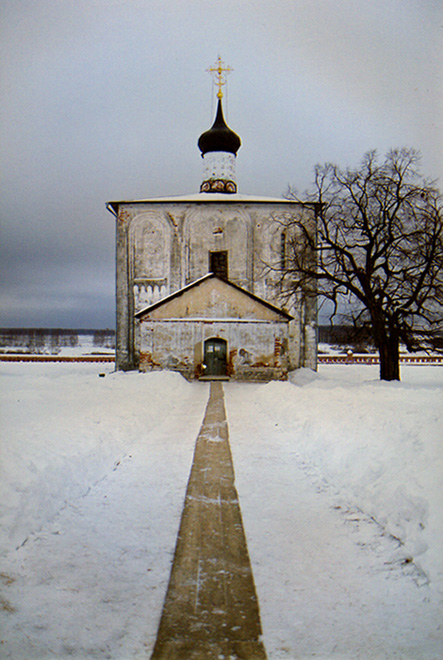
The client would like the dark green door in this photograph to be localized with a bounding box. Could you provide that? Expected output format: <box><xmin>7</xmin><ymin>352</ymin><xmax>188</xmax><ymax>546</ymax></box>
<box><xmin>204</xmin><ymin>338</ymin><xmax>227</xmax><ymax>376</ymax></box>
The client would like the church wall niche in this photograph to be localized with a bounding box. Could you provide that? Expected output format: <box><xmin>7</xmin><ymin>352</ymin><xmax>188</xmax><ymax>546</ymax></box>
<box><xmin>251</xmin><ymin>206</ymin><xmax>309</xmax><ymax>314</ymax></box>
<box><xmin>130</xmin><ymin>212</ymin><xmax>172</xmax><ymax>311</ymax></box>
<box><xmin>183</xmin><ymin>207</ymin><xmax>251</xmax><ymax>288</ymax></box>
<box><xmin>248</xmin><ymin>207</ymin><xmax>284</xmax><ymax>304</ymax></box>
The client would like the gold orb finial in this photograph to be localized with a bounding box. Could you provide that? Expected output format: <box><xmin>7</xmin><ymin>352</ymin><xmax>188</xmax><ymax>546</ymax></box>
<box><xmin>206</xmin><ymin>56</ymin><xmax>233</xmax><ymax>99</ymax></box>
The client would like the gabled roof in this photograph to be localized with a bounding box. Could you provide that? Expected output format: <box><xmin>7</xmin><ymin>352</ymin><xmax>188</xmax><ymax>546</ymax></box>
<box><xmin>135</xmin><ymin>274</ymin><xmax>293</xmax><ymax>321</ymax></box>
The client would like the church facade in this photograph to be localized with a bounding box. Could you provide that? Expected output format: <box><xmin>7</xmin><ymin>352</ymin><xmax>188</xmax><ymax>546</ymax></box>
<box><xmin>107</xmin><ymin>67</ymin><xmax>318</xmax><ymax>380</ymax></box>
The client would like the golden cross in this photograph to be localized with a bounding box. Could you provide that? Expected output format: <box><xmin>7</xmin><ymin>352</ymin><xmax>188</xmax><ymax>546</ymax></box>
<box><xmin>206</xmin><ymin>56</ymin><xmax>233</xmax><ymax>99</ymax></box>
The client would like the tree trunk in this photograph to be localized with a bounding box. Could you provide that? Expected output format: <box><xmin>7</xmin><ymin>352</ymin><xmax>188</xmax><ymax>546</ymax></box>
<box><xmin>377</xmin><ymin>330</ymin><xmax>400</xmax><ymax>381</ymax></box>
<box><xmin>371</xmin><ymin>315</ymin><xmax>401</xmax><ymax>381</ymax></box>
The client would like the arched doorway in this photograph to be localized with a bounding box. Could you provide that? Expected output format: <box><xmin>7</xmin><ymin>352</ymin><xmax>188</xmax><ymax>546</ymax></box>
<box><xmin>204</xmin><ymin>337</ymin><xmax>227</xmax><ymax>377</ymax></box>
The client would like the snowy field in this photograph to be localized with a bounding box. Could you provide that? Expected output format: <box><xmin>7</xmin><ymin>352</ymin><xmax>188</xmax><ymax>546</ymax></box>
<box><xmin>0</xmin><ymin>362</ymin><xmax>442</xmax><ymax>659</ymax></box>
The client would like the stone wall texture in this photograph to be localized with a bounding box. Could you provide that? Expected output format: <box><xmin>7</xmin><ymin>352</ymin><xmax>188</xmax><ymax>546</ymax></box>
<box><xmin>114</xmin><ymin>199</ymin><xmax>318</xmax><ymax>376</ymax></box>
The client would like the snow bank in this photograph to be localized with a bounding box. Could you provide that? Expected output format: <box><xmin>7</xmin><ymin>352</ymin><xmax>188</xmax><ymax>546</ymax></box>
<box><xmin>0</xmin><ymin>363</ymin><xmax>200</xmax><ymax>555</ymax></box>
<box><xmin>256</xmin><ymin>365</ymin><xmax>443</xmax><ymax>586</ymax></box>
<box><xmin>223</xmin><ymin>366</ymin><xmax>443</xmax><ymax>659</ymax></box>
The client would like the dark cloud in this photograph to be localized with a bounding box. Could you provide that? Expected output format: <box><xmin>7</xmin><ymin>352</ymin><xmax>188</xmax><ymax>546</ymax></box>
<box><xmin>1</xmin><ymin>0</ymin><xmax>441</xmax><ymax>328</ymax></box>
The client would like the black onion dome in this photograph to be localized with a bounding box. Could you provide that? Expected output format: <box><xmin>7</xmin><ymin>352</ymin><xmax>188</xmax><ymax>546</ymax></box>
<box><xmin>198</xmin><ymin>99</ymin><xmax>241</xmax><ymax>156</ymax></box>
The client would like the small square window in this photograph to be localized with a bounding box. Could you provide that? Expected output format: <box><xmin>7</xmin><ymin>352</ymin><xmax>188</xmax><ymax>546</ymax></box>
<box><xmin>209</xmin><ymin>251</ymin><xmax>228</xmax><ymax>279</ymax></box>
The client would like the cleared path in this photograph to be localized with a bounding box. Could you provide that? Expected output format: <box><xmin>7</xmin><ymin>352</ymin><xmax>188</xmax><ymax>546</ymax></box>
<box><xmin>151</xmin><ymin>381</ymin><xmax>267</xmax><ymax>660</ymax></box>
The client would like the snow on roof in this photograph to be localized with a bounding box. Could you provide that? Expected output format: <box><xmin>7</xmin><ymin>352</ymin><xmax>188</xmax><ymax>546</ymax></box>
<box><xmin>106</xmin><ymin>192</ymin><xmax>312</xmax><ymax>213</ymax></box>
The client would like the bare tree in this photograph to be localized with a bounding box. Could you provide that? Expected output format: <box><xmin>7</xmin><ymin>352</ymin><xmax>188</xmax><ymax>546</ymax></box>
<box><xmin>286</xmin><ymin>149</ymin><xmax>443</xmax><ymax>380</ymax></box>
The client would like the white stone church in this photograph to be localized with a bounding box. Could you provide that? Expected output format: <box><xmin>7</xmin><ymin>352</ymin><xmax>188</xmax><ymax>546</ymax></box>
<box><xmin>107</xmin><ymin>64</ymin><xmax>318</xmax><ymax>381</ymax></box>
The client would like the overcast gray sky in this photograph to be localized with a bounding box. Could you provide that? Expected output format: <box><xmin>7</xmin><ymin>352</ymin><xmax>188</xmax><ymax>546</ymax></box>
<box><xmin>1</xmin><ymin>0</ymin><xmax>441</xmax><ymax>329</ymax></box>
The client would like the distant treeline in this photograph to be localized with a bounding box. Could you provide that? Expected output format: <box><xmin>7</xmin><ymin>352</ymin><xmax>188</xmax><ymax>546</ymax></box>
<box><xmin>318</xmin><ymin>325</ymin><xmax>442</xmax><ymax>351</ymax></box>
<box><xmin>0</xmin><ymin>328</ymin><xmax>115</xmax><ymax>353</ymax></box>
<box><xmin>318</xmin><ymin>325</ymin><xmax>373</xmax><ymax>348</ymax></box>
<box><xmin>1</xmin><ymin>326</ymin><xmax>440</xmax><ymax>354</ymax></box>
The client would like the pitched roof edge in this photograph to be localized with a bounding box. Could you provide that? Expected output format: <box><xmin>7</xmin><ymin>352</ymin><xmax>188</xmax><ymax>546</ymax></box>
<box><xmin>134</xmin><ymin>274</ymin><xmax>293</xmax><ymax>320</ymax></box>
<box><xmin>135</xmin><ymin>274</ymin><xmax>214</xmax><ymax>317</ymax></box>
<box><xmin>106</xmin><ymin>195</ymin><xmax>319</xmax><ymax>215</ymax></box>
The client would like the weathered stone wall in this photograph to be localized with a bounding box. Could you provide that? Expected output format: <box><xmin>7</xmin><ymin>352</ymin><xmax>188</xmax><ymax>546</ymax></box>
<box><xmin>184</xmin><ymin>206</ymin><xmax>251</xmax><ymax>289</ymax></box>
<box><xmin>138</xmin><ymin>319</ymin><xmax>290</xmax><ymax>381</ymax></box>
<box><xmin>114</xmin><ymin>199</ymin><xmax>317</xmax><ymax>373</ymax></box>
<box><xmin>144</xmin><ymin>276</ymin><xmax>289</xmax><ymax>323</ymax></box>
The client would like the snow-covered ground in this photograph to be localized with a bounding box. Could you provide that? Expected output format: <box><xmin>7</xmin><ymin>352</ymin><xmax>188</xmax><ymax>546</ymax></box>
<box><xmin>0</xmin><ymin>362</ymin><xmax>442</xmax><ymax>659</ymax></box>
<box><xmin>226</xmin><ymin>367</ymin><xmax>443</xmax><ymax>659</ymax></box>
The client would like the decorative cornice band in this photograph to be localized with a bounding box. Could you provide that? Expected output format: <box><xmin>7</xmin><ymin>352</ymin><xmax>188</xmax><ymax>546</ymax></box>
<box><xmin>200</xmin><ymin>179</ymin><xmax>237</xmax><ymax>194</ymax></box>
